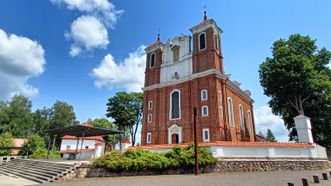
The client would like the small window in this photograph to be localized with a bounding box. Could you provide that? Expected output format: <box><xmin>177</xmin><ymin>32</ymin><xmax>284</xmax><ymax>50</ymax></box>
<box><xmin>201</xmin><ymin>90</ymin><xmax>208</xmax><ymax>100</ymax></box>
<box><xmin>202</xmin><ymin>106</ymin><xmax>209</xmax><ymax>117</ymax></box>
<box><xmin>203</xmin><ymin>128</ymin><xmax>210</xmax><ymax>142</ymax></box>
<box><xmin>248</xmin><ymin>110</ymin><xmax>253</xmax><ymax>133</ymax></box>
<box><xmin>148</xmin><ymin>101</ymin><xmax>153</xmax><ymax>110</ymax></box>
<box><xmin>218</xmin><ymin>91</ymin><xmax>222</xmax><ymax>101</ymax></box>
<box><xmin>172</xmin><ymin>46</ymin><xmax>180</xmax><ymax>63</ymax></box>
<box><xmin>220</xmin><ymin>106</ymin><xmax>223</xmax><ymax>116</ymax></box>
<box><xmin>150</xmin><ymin>53</ymin><xmax>155</xmax><ymax>68</ymax></box>
<box><xmin>66</xmin><ymin>145</ymin><xmax>70</xmax><ymax>150</ymax></box>
<box><xmin>147</xmin><ymin>132</ymin><xmax>151</xmax><ymax>144</ymax></box>
<box><xmin>228</xmin><ymin>97</ymin><xmax>235</xmax><ymax>126</ymax></box>
<box><xmin>199</xmin><ymin>32</ymin><xmax>206</xmax><ymax>50</ymax></box>
<box><xmin>85</xmin><ymin>146</ymin><xmax>89</xmax><ymax>149</ymax></box>
<box><xmin>215</xmin><ymin>34</ymin><xmax>219</xmax><ymax>51</ymax></box>
<box><xmin>239</xmin><ymin>105</ymin><xmax>245</xmax><ymax>130</ymax></box>
<box><xmin>148</xmin><ymin>114</ymin><xmax>152</xmax><ymax>123</ymax></box>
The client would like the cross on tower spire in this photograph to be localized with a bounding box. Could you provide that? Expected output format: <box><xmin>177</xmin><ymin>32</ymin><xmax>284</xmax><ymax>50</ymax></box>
<box><xmin>203</xmin><ymin>6</ymin><xmax>207</xmax><ymax>21</ymax></box>
<box><xmin>157</xmin><ymin>28</ymin><xmax>160</xmax><ymax>42</ymax></box>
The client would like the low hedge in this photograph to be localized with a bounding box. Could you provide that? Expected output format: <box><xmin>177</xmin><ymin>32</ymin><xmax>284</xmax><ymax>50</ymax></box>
<box><xmin>93</xmin><ymin>144</ymin><xmax>217</xmax><ymax>172</ymax></box>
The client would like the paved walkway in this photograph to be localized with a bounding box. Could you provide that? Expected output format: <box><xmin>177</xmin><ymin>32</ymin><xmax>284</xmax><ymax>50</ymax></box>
<box><xmin>0</xmin><ymin>174</ymin><xmax>37</xmax><ymax>186</ymax></box>
<box><xmin>38</xmin><ymin>169</ymin><xmax>331</xmax><ymax>186</ymax></box>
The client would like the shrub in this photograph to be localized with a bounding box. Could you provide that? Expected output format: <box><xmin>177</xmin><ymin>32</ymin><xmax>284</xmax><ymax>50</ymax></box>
<box><xmin>93</xmin><ymin>144</ymin><xmax>217</xmax><ymax>172</ymax></box>
<box><xmin>0</xmin><ymin>132</ymin><xmax>13</xmax><ymax>156</ymax></box>
<box><xmin>20</xmin><ymin>134</ymin><xmax>45</xmax><ymax>156</ymax></box>
<box><xmin>29</xmin><ymin>148</ymin><xmax>61</xmax><ymax>159</ymax></box>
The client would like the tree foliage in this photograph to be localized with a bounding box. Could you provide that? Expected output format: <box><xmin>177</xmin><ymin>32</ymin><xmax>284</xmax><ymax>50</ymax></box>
<box><xmin>0</xmin><ymin>132</ymin><xmax>14</xmax><ymax>156</ymax></box>
<box><xmin>88</xmin><ymin>118</ymin><xmax>119</xmax><ymax>146</ymax></box>
<box><xmin>106</xmin><ymin>92</ymin><xmax>143</xmax><ymax>146</ymax></box>
<box><xmin>0</xmin><ymin>95</ymin><xmax>33</xmax><ymax>137</ymax></box>
<box><xmin>259</xmin><ymin>34</ymin><xmax>331</xmax><ymax>147</ymax></box>
<box><xmin>49</xmin><ymin>100</ymin><xmax>78</xmax><ymax>129</ymax></box>
<box><xmin>20</xmin><ymin>134</ymin><xmax>46</xmax><ymax>156</ymax></box>
<box><xmin>266</xmin><ymin>129</ymin><xmax>277</xmax><ymax>142</ymax></box>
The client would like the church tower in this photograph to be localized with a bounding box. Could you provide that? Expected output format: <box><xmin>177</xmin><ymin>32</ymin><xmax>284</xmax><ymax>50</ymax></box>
<box><xmin>190</xmin><ymin>11</ymin><xmax>224</xmax><ymax>74</ymax></box>
<box><xmin>144</xmin><ymin>34</ymin><xmax>164</xmax><ymax>87</ymax></box>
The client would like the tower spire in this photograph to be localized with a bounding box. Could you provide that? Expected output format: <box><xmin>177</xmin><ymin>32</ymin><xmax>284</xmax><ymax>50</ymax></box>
<box><xmin>203</xmin><ymin>6</ymin><xmax>207</xmax><ymax>21</ymax></box>
<box><xmin>157</xmin><ymin>28</ymin><xmax>160</xmax><ymax>42</ymax></box>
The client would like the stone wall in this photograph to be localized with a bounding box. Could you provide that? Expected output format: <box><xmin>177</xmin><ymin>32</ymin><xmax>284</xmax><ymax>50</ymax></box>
<box><xmin>63</xmin><ymin>160</ymin><xmax>329</xmax><ymax>179</ymax></box>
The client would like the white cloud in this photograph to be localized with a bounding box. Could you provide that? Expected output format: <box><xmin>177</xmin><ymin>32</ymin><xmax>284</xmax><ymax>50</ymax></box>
<box><xmin>0</xmin><ymin>29</ymin><xmax>46</xmax><ymax>99</ymax></box>
<box><xmin>254</xmin><ymin>105</ymin><xmax>289</xmax><ymax>142</ymax></box>
<box><xmin>51</xmin><ymin>0</ymin><xmax>123</xmax><ymax>28</ymax></box>
<box><xmin>91</xmin><ymin>45</ymin><xmax>146</xmax><ymax>92</ymax></box>
<box><xmin>66</xmin><ymin>15</ymin><xmax>109</xmax><ymax>57</ymax></box>
<box><xmin>327</xmin><ymin>63</ymin><xmax>331</xmax><ymax>69</ymax></box>
<box><xmin>51</xmin><ymin>0</ymin><xmax>122</xmax><ymax>57</ymax></box>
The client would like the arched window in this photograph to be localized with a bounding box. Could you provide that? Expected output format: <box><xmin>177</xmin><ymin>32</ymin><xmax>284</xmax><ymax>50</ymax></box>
<box><xmin>148</xmin><ymin>101</ymin><xmax>153</xmax><ymax>110</ymax></box>
<box><xmin>203</xmin><ymin>128</ymin><xmax>210</xmax><ymax>142</ymax></box>
<box><xmin>239</xmin><ymin>105</ymin><xmax>245</xmax><ymax>130</ymax></box>
<box><xmin>170</xmin><ymin>90</ymin><xmax>181</xmax><ymax>119</ymax></box>
<box><xmin>201</xmin><ymin>89</ymin><xmax>208</xmax><ymax>100</ymax></box>
<box><xmin>218</xmin><ymin>90</ymin><xmax>222</xmax><ymax>103</ymax></box>
<box><xmin>146</xmin><ymin>132</ymin><xmax>151</xmax><ymax>144</ymax></box>
<box><xmin>247</xmin><ymin>110</ymin><xmax>253</xmax><ymax>133</ymax></box>
<box><xmin>227</xmin><ymin>97</ymin><xmax>234</xmax><ymax>126</ymax></box>
<box><xmin>201</xmin><ymin>105</ymin><xmax>209</xmax><ymax>117</ymax></box>
<box><xmin>150</xmin><ymin>53</ymin><xmax>155</xmax><ymax>68</ymax></box>
<box><xmin>172</xmin><ymin>46</ymin><xmax>180</xmax><ymax>63</ymax></box>
<box><xmin>148</xmin><ymin>114</ymin><xmax>152</xmax><ymax>123</ymax></box>
<box><xmin>199</xmin><ymin>32</ymin><xmax>206</xmax><ymax>50</ymax></box>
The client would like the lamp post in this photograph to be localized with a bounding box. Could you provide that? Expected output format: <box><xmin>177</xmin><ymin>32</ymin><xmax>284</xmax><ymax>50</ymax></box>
<box><xmin>193</xmin><ymin>107</ymin><xmax>199</xmax><ymax>175</ymax></box>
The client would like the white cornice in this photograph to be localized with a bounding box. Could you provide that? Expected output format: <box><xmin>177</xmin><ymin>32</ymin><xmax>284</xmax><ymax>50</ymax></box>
<box><xmin>143</xmin><ymin>69</ymin><xmax>254</xmax><ymax>103</ymax></box>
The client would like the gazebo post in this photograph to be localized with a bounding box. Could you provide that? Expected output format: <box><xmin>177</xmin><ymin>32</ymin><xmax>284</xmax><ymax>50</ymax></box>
<box><xmin>78</xmin><ymin>132</ymin><xmax>85</xmax><ymax>160</ymax></box>
<box><xmin>75</xmin><ymin>137</ymin><xmax>79</xmax><ymax>156</ymax></box>
<box><xmin>46</xmin><ymin>135</ymin><xmax>53</xmax><ymax>159</ymax></box>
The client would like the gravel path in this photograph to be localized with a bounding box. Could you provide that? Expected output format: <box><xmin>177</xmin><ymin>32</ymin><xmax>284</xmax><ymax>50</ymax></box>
<box><xmin>38</xmin><ymin>169</ymin><xmax>331</xmax><ymax>186</ymax></box>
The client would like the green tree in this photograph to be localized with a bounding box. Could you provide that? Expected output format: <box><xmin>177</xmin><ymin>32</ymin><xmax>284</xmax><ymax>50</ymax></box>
<box><xmin>20</xmin><ymin>134</ymin><xmax>46</xmax><ymax>156</ymax></box>
<box><xmin>32</xmin><ymin>107</ymin><xmax>51</xmax><ymax>135</ymax></box>
<box><xmin>259</xmin><ymin>34</ymin><xmax>331</xmax><ymax>147</ymax></box>
<box><xmin>106</xmin><ymin>92</ymin><xmax>143</xmax><ymax>146</ymax></box>
<box><xmin>266</xmin><ymin>129</ymin><xmax>277</xmax><ymax>142</ymax></box>
<box><xmin>0</xmin><ymin>95</ymin><xmax>33</xmax><ymax>137</ymax></box>
<box><xmin>49</xmin><ymin>100</ymin><xmax>77</xmax><ymax>129</ymax></box>
<box><xmin>0</xmin><ymin>132</ymin><xmax>14</xmax><ymax>156</ymax></box>
<box><xmin>88</xmin><ymin>118</ymin><xmax>120</xmax><ymax>147</ymax></box>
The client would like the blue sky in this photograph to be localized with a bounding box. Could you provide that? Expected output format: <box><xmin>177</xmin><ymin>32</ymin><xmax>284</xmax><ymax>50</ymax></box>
<box><xmin>0</xmin><ymin>0</ymin><xmax>330</xmax><ymax>141</ymax></box>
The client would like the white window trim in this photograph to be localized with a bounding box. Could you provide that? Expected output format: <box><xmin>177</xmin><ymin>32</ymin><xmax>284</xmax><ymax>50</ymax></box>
<box><xmin>201</xmin><ymin>89</ymin><xmax>208</xmax><ymax>100</ymax></box>
<box><xmin>201</xmin><ymin>105</ymin><xmax>209</xmax><ymax>117</ymax></box>
<box><xmin>146</xmin><ymin>132</ymin><xmax>151</xmax><ymax>144</ymax></box>
<box><xmin>148</xmin><ymin>101</ymin><xmax>153</xmax><ymax>110</ymax></box>
<box><xmin>147</xmin><ymin>114</ymin><xmax>152</xmax><ymax>123</ymax></box>
<box><xmin>198</xmin><ymin>32</ymin><xmax>207</xmax><ymax>51</ymax></box>
<box><xmin>169</xmin><ymin>89</ymin><xmax>181</xmax><ymax>120</ymax></box>
<box><xmin>239</xmin><ymin>104</ymin><xmax>245</xmax><ymax>130</ymax></box>
<box><xmin>215</xmin><ymin>34</ymin><xmax>219</xmax><ymax>51</ymax></box>
<box><xmin>248</xmin><ymin>110</ymin><xmax>253</xmax><ymax>134</ymax></box>
<box><xmin>203</xmin><ymin>128</ymin><xmax>210</xmax><ymax>142</ymax></box>
<box><xmin>150</xmin><ymin>52</ymin><xmax>156</xmax><ymax>68</ymax></box>
<box><xmin>227</xmin><ymin>97</ymin><xmax>235</xmax><ymax>127</ymax></box>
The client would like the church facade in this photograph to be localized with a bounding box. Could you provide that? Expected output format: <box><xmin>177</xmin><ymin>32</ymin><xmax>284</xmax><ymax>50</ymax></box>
<box><xmin>141</xmin><ymin>13</ymin><xmax>256</xmax><ymax>146</ymax></box>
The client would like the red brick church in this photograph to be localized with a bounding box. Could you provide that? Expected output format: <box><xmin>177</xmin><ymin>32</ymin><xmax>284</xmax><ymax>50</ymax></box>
<box><xmin>141</xmin><ymin>12</ymin><xmax>256</xmax><ymax>146</ymax></box>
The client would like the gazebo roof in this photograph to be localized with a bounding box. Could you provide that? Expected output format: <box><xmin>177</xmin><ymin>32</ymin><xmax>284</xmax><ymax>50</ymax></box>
<box><xmin>46</xmin><ymin>122</ymin><xmax>123</xmax><ymax>137</ymax></box>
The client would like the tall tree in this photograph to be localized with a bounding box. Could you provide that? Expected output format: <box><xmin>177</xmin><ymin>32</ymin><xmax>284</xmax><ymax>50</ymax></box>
<box><xmin>259</xmin><ymin>34</ymin><xmax>331</xmax><ymax>147</ymax></box>
<box><xmin>266</xmin><ymin>129</ymin><xmax>277</xmax><ymax>142</ymax></box>
<box><xmin>0</xmin><ymin>95</ymin><xmax>33</xmax><ymax>137</ymax></box>
<box><xmin>106</xmin><ymin>92</ymin><xmax>143</xmax><ymax>146</ymax></box>
<box><xmin>88</xmin><ymin>118</ymin><xmax>119</xmax><ymax>147</ymax></box>
<box><xmin>49</xmin><ymin>100</ymin><xmax>77</xmax><ymax>129</ymax></box>
<box><xmin>32</xmin><ymin>107</ymin><xmax>51</xmax><ymax>135</ymax></box>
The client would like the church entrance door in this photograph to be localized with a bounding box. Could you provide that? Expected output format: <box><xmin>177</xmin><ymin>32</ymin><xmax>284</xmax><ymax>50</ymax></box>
<box><xmin>171</xmin><ymin>134</ymin><xmax>179</xmax><ymax>144</ymax></box>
